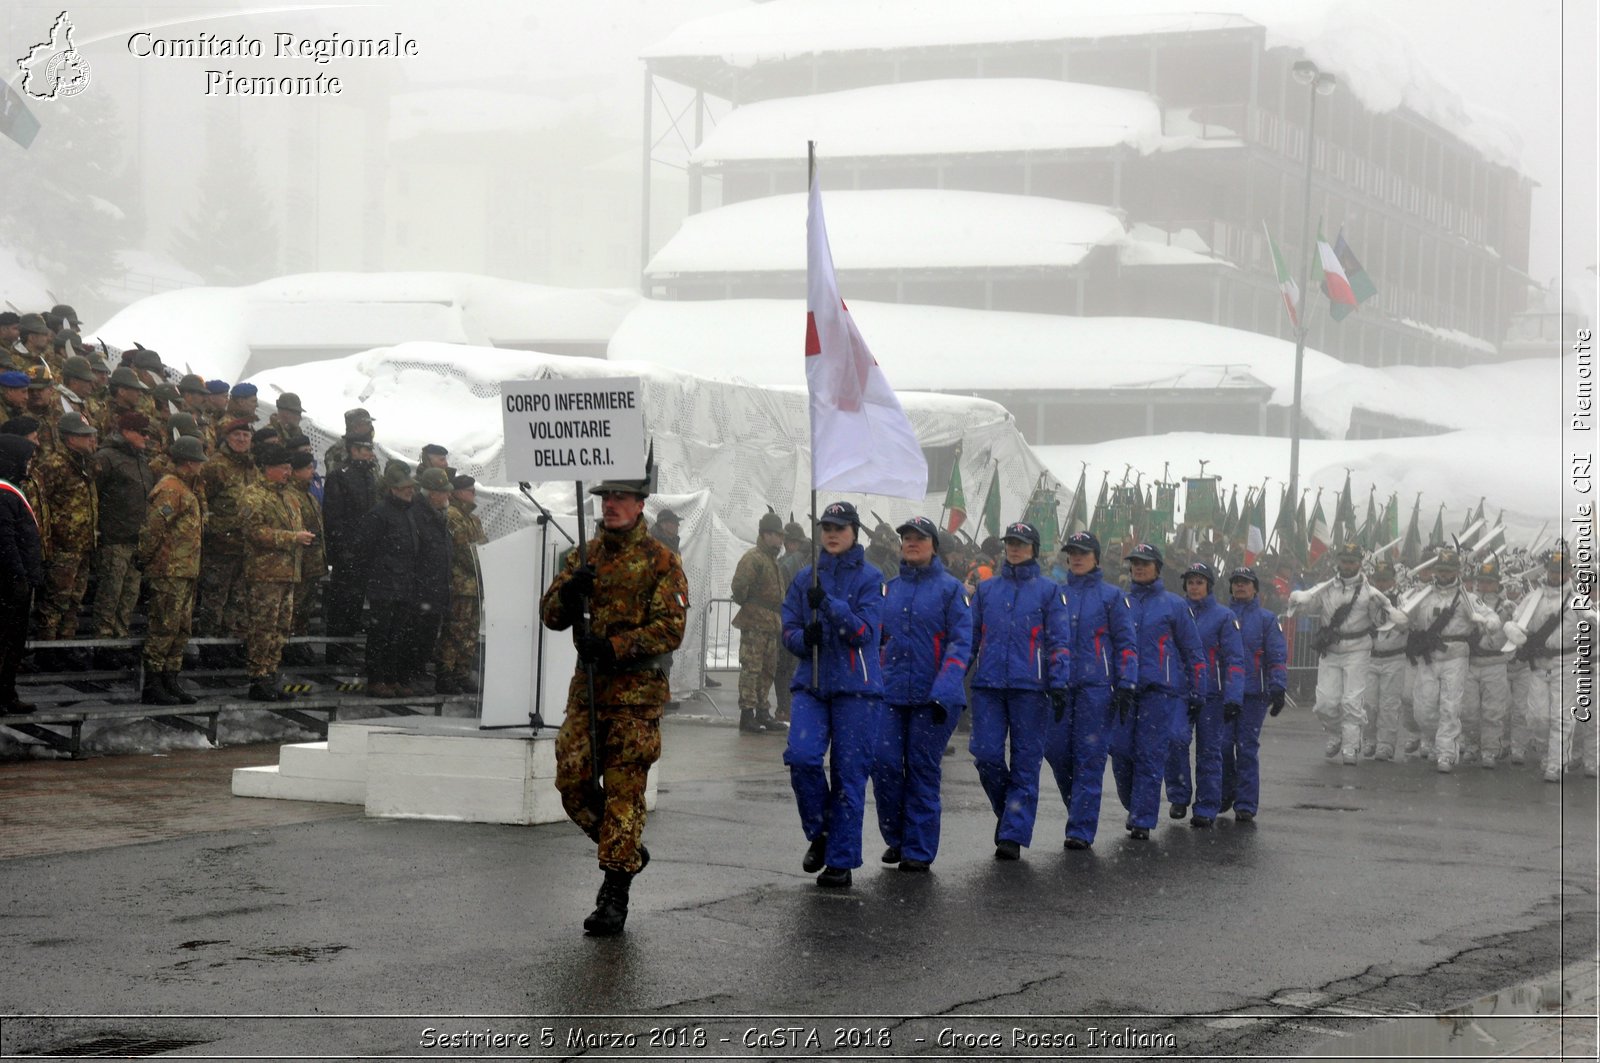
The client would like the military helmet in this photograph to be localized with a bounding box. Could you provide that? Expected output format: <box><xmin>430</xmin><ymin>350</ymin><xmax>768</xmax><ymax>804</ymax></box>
<box><xmin>758</xmin><ymin>512</ymin><xmax>784</xmax><ymax>536</ymax></box>
<box><xmin>1335</xmin><ymin>540</ymin><xmax>1363</xmax><ymax>560</ymax></box>
<box><xmin>1182</xmin><ymin>561</ymin><xmax>1216</xmax><ymax>587</ymax></box>
<box><xmin>168</xmin><ymin>436</ymin><xmax>207</xmax><ymax>464</ymax></box>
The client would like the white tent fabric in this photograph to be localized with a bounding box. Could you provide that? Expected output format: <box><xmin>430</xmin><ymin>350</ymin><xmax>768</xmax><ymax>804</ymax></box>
<box><xmin>249</xmin><ymin>342</ymin><xmax>1060</xmax><ymax>694</ymax></box>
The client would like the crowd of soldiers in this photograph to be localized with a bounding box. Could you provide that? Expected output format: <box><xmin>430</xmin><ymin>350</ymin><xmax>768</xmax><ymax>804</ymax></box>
<box><xmin>0</xmin><ymin>305</ymin><xmax>488</xmax><ymax>712</ymax></box>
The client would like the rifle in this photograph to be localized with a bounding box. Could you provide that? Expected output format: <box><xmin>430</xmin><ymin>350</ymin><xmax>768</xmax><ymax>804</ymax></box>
<box><xmin>1514</xmin><ymin>609</ymin><xmax>1563</xmax><ymax>664</ymax></box>
<box><xmin>1405</xmin><ymin>588</ymin><xmax>1461</xmax><ymax>665</ymax></box>
<box><xmin>1311</xmin><ymin>590</ymin><xmax>1361</xmax><ymax>657</ymax></box>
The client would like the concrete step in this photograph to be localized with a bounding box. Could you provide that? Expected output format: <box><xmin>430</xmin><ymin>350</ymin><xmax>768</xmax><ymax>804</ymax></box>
<box><xmin>230</xmin><ymin>764</ymin><xmax>365</xmax><ymax>805</ymax></box>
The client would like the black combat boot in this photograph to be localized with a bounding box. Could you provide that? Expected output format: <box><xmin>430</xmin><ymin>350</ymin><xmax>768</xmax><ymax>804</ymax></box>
<box><xmin>142</xmin><ymin>672</ymin><xmax>179</xmax><ymax>706</ymax></box>
<box><xmin>163</xmin><ymin>672</ymin><xmax>198</xmax><ymax>705</ymax></box>
<box><xmin>582</xmin><ymin>869</ymin><xmax>633</xmax><ymax>936</ymax></box>
<box><xmin>247</xmin><ymin>676</ymin><xmax>284</xmax><ymax>702</ymax></box>
<box><xmin>738</xmin><ymin>709</ymin><xmax>768</xmax><ymax>734</ymax></box>
<box><xmin>755</xmin><ymin>708</ymin><xmax>783</xmax><ymax>733</ymax></box>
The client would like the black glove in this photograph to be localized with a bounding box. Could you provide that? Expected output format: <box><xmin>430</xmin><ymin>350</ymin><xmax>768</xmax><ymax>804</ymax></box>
<box><xmin>929</xmin><ymin>701</ymin><xmax>947</xmax><ymax>725</ymax></box>
<box><xmin>1112</xmin><ymin>687</ymin><xmax>1135</xmax><ymax>725</ymax></box>
<box><xmin>806</xmin><ymin>584</ymin><xmax>827</xmax><ymax>611</ymax></box>
<box><xmin>574</xmin><ymin>632</ymin><xmax>615</xmax><ymax>666</ymax></box>
<box><xmin>1049</xmin><ymin>688</ymin><xmax>1069</xmax><ymax>723</ymax></box>
<box><xmin>803</xmin><ymin>621</ymin><xmax>824</xmax><ymax>648</ymax></box>
<box><xmin>1269</xmin><ymin>689</ymin><xmax>1286</xmax><ymax>717</ymax></box>
<box><xmin>560</xmin><ymin>565</ymin><xmax>597</xmax><ymax>609</ymax></box>
<box><xmin>1223</xmin><ymin>702</ymin><xmax>1242</xmax><ymax>722</ymax></box>
<box><xmin>1187</xmin><ymin>692</ymin><xmax>1203</xmax><ymax>722</ymax></box>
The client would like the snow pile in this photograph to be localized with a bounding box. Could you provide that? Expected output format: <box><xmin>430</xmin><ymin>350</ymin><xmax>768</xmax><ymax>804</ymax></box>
<box><xmin>90</xmin><ymin>273</ymin><xmax>639</xmax><ymax>382</ymax></box>
<box><xmin>644</xmin><ymin>0</ymin><xmax>1524</xmax><ymax>173</ymax></box>
<box><xmin>610</xmin><ymin>297</ymin><xmax>1371</xmax><ymax>433</ymax></box>
<box><xmin>690</xmin><ymin>79</ymin><xmax>1166</xmax><ymax>163</ymax></box>
<box><xmin>0</xmin><ymin>244</ymin><xmax>55</xmax><ymax>310</ymax></box>
<box><xmin>646</xmin><ymin>190</ymin><xmax>1125</xmax><ymax>275</ymax></box>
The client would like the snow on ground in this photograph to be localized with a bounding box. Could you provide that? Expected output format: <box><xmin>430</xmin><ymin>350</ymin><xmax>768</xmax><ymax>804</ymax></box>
<box><xmin>644</xmin><ymin>190</ymin><xmax>1126</xmax><ymax>275</ymax></box>
<box><xmin>690</xmin><ymin>79</ymin><xmax>1166</xmax><ymax>163</ymax></box>
<box><xmin>90</xmin><ymin>274</ymin><xmax>639</xmax><ymax>382</ymax></box>
<box><xmin>0</xmin><ymin>245</ymin><xmax>55</xmax><ymax>310</ymax></box>
<box><xmin>1034</xmin><ymin>429</ymin><xmax>1569</xmax><ymax>549</ymax></box>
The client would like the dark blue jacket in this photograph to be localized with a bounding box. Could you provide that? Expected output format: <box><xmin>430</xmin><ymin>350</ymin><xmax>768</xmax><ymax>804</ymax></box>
<box><xmin>969</xmin><ymin>558</ymin><xmax>1071</xmax><ymax>690</ymax></box>
<box><xmin>1127</xmin><ymin>578</ymin><xmax>1207</xmax><ymax>695</ymax></box>
<box><xmin>782</xmin><ymin>544</ymin><xmax>884</xmax><ymax>697</ymax></box>
<box><xmin>1230</xmin><ymin>597</ymin><xmax>1289</xmax><ymax>695</ymax></box>
<box><xmin>1062</xmin><ymin>568</ymin><xmax>1138</xmax><ymax>690</ymax></box>
<box><xmin>880</xmin><ymin>556</ymin><xmax>972</xmax><ymax>709</ymax></box>
<box><xmin>1188</xmin><ymin>595</ymin><xmax>1245</xmax><ymax>704</ymax></box>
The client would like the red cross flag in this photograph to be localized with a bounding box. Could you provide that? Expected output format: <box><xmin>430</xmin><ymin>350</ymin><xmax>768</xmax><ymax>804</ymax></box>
<box><xmin>805</xmin><ymin>167</ymin><xmax>927</xmax><ymax>500</ymax></box>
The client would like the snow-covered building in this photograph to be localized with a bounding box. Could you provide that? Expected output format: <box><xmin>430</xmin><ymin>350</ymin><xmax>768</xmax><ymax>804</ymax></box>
<box><xmin>638</xmin><ymin>0</ymin><xmax>1536</xmax><ymax>400</ymax></box>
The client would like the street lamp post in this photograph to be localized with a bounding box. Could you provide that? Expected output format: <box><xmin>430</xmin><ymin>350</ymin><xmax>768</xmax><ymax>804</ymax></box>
<box><xmin>1286</xmin><ymin>58</ymin><xmax>1337</xmax><ymax>512</ymax></box>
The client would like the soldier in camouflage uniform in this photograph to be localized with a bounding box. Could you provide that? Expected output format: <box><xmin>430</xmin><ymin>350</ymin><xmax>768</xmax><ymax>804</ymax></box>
<box><xmin>98</xmin><ymin>367</ymin><xmax>149</xmax><ymax>439</ymax></box>
<box><xmin>8</xmin><ymin>314</ymin><xmax>54</xmax><ymax>374</ymax></box>
<box><xmin>58</xmin><ymin>356</ymin><xmax>106</xmax><ymax>438</ymax></box>
<box><xmin>25</xmin><ymin>368</ymin><xmax>61</xmax><ymax>453</ymax></box>
<box><xmin>91</xmin><ymin>412</ymin><xmax>156</xmax><ymax>641</ymax></box>
<box><xmin>239</xmin><ymin>444</ymin><xmax>313</xmax><ymax>701</ymax></box>
<box><xmin>33</xmin><ymin>412</ymin><xmax>99</xmax><ymax>639</ymax></box>
<box><xmin>138</xmin><ymin>436</ymin><xmax>209</xmax><ymax>706</ymax></box>
<box><xmin>197</xmin><ymin>419</ymin><xmax>261</xmax><ymax>653</ymax></box>
<box><xmin>289</xmin><ymin>451</ymin><xmax>328</xmax><ymax>659</ymax></box>
<box><xmin>323</xmin><ymin>408</ymin><xmax>376</xmax><ymax>475</ymax></box>
<box><xmin>773</xmin><ymin>521</ymin><xmax>810</xmax><ymax>721</ymax></box>
<box><xmin>539</xmin><ymin>466</ymin><xmax>688</xmax><ymax>937</ymax></box>
<box><xmin>730</xmin><ymin>511</ymin><xmax>787</xmax><ymax>734</ymax></box>
<box><xmin>201</xmin><ymin>381</ymin><xmax>230</xmax><ymax>450</ymax></box>
<box><xmin>0</xmin><ymin>371</ymin><xmax>30</xmax><ymax>424</ymax></box>
<box><xmin>225</xmin><ymin>382</ymin><xmax>259</xmax><ymax>428</ymax></box>
<box><xmin>268</xmin><ymin>392</ymin><xmax>304</xmax><ymax>439</ymax></box>
<box><xmin>435</xmin><ymin>474</ymin><xmax>488</xmax><ymax>694</ymax></box>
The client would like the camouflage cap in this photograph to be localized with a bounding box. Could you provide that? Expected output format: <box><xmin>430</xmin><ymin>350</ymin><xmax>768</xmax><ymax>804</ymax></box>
<box><xmin>417</xmin><ymin>467</ymin><xmax>452</xmax><ymax>492</ymax></box>
<box><xmin>168</xmin><ymin>436</ymin><xmax>207</xmax><ymax>464</ymax></box>
<box><xmin>344</xmin><ymin>407</ymin><xmax>376</xmax><ymax>424</ymax></box>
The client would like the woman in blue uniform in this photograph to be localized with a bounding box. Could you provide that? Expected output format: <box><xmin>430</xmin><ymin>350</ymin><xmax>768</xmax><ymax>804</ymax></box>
<box><xmin>871</xmin><ymin>516</ymin><xmax>972</xmax><ymax>872</ymax></box>
<box><xmin>780</xmin><ymin>501</ymin><xmax>885</xmax><ymax>888</ymax></box>
<box><xmin>968</xmin><ymin>521</ymin><xmax>1071</xmax><ymax>860</ymax></box>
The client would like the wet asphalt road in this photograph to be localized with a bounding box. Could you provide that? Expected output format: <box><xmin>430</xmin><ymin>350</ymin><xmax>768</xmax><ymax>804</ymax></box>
<box><xmin>2</xmin><ymin>709</ymin><xmax>1595</xmax><ymax>1060</ymax></box>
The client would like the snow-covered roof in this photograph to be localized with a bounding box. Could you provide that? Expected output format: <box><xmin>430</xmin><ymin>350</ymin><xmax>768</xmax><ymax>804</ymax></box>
<box><xmin>608</xmin><ymin>297</ymin><xmax>1375</xmax><ymax>431</ymax></box>
<box><xmin>91</xmin><ymin>273</ymin><xmax>639</xmax><ymax>382</ymax></box>
<box><xmin>644</xmin><ymin>0</ymin><xmax>1524</xmax><ymax>173</ymax></box>
<box><xmin>645</xmin><ymin>190</ymin><xmax>1125</xmax><ymax>275</ymax></box>
<box><xmin>1034</xmin><ymin>427</ymin><xmax>1567</xmax><ymax>549</ymax></box>
<box><xmin>690</xmin><ymin>79</ymin><xmax>1166</xmax><ymax>165</ymax></box>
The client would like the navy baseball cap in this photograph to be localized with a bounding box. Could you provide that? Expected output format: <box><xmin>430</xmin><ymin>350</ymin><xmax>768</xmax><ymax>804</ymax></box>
<box><xmin>819</xmin><ymin>501</ymin><xmax>859</xmax><ymax>527</ymax></box>
<box><xmin>1125</xmin><ymin>542</ymin><xmax>1163</xmax><ymax>566</ymax></box>
<box><xmin>1063</xmin><ymin>530</ymin><xmax>1100</xmax><ymax>556</ymax></box>
<box><xmin>1002</xmin><ymin>521</ymin><xmax>1040</xmax><ymax>547</ymax></box>
<box><xmin>895</xmin><ymin>515</ymin><xmax>940</xmax><ymax>548</ymax></box>
<box><xmin>1182</xmin><ymin>561</ymin><xmax>1216</xmax><ymax>585</ymax></box>
<box><xmin>1228</xmin><ymin>566</ymin><xmax>1259</xmax><ymax>587</ymax></box>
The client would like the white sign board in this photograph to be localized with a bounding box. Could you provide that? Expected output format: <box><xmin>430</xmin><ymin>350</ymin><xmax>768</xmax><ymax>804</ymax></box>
<box><xmin>501</xmin><ymin>377</ymin><xmax>646</xmax><ymax>483</ymax></box>
<box><xmin>478</xmin><ymin>525</ymin><xmax>578</xmax><ymax>730</ymax></box>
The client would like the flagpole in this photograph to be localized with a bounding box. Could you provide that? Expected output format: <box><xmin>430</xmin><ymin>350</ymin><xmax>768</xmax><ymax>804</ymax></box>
<box><xmin>1288</xmin><ymin>65</ymin><xmax>1337</xmax><ymax>514</ymax></box>
<box><xmin>807</xmin><ymin>140</ymin><xmax>820</xmax><ymax>691</ymax></box>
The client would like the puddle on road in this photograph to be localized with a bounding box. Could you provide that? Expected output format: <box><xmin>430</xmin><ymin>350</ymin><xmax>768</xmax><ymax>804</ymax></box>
<box><xmin>1303</xmin><ymin>963</ymin><xmax>1595</xmax><ymax>1061</ymax></box>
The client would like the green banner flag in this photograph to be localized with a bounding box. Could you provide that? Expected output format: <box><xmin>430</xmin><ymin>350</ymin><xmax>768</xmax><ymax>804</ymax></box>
<box><xmin>1065</xmin><ymin>467</ymin><xmax>1089</xmax><ymax>535</ymax></box>
<box><xmin>943</xmin><ymin>458</ymin><xmax>967</xmax><ymax>535</ymax></box>
<box><xmin>980</xmin><ymin>462</ymin><xmax>1002</xmax><ymax>542</ymax></box>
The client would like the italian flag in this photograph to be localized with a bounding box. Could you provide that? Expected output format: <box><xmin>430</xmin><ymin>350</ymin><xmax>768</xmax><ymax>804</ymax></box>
<box><xmin>1263</xmin><ymin>221</ymin><xmax>1299</xmax><ymax>330</ymax></box>
<box><xmin>944</xmin><ymin>459</ymin><xmax>967</xmax><ymax>534</ymax></box>
<box><xmin>1317</xmin><ymin>226</ymin><xmax>1358</xmax><ymax>314</ymax></box>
